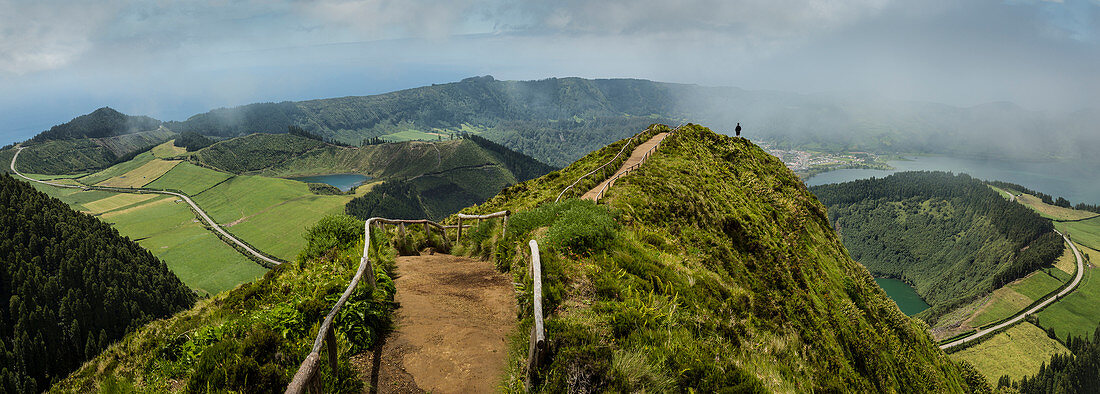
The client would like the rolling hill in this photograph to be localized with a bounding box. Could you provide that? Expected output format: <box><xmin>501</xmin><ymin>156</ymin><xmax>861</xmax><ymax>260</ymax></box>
<box><xmin>810</xmin><ymin>172</ymin><xmax>1064</xmax><ymax>321</ymax></box>
<box><xmin>455</xmin><ymin>124</ymin><xmax>985</xmax><ymax>391</ymax></box>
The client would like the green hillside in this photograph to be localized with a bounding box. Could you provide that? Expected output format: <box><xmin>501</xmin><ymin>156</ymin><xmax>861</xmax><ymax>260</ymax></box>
<box><xmin>30</xmin><ymin>107</ymin><xmax>161</xmax><ymax>142</ymax></box>
<box><xmin>810</xmin><ymin>172</ymin><xmax>1064</xmax><ymax>320</ymax></box>
<box><xmin>455</xmin><ymin>125</ymin><xmax>984</xmax><ymax>391</ymax></box>
<box><xmin>0</xmin><ymin>173</ymin><xmax>195</xmax><ymax>393</ymax></box>
<box><xmin>13</xmin><ymin>128</ymin><xmax>175</xmax><ymax>174</ymax></box>
<box><xmin>185</xmin><ymin>132</ymin><xmax>554</xmax><ymax>221</ymax></box>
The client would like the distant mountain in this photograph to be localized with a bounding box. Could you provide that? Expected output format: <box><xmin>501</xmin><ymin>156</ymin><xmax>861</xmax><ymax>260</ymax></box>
<box><xmin>0</xmin><ymin>173</ymin><xmax>195</xmax><ymax>393</ymax></box>
<box><xmin>162</xmin><ymin>76</ymin><xmax>1100</xmax><ymax>167</ymax></box>
<box><xmin>30</xmin><ymin>107</ymin><xmax>162</xmax><ymax>142</ymax></box>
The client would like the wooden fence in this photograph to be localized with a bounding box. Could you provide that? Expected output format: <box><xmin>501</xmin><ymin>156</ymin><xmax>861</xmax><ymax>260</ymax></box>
<box><xmin>593</xmin><ymin>131</ymin><xmax>671</xmax><ymax>201</ymax></box>
<box><xmin>286</xmin><ymin>211</ymin><xmax>510</xmax><ymax>393</ymax></box>
<box><xmin>526</xmin><ymin>240</ymin><xmax>546</xmax><ymax>390</ymax></box>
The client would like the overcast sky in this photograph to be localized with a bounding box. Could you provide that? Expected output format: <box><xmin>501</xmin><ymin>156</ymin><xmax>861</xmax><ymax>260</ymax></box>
<box><xmin>1</xmin><ymin>0</ymin><xmax>1097</xmax><ymax>144</ymax></box>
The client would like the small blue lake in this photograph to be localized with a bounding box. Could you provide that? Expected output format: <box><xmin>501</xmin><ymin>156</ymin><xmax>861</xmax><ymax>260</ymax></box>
<box><xmin>874</xmin><ymin>278</ymin><xmax>931</xmax><ymax>316</ymax></box>
<box><xmin>289</xmin><ymin>174</ymin><xmax>371</xmax><ymax>192</ymax></box>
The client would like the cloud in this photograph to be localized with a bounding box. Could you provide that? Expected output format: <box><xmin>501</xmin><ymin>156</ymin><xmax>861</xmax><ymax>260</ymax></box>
<box><xmin>0</xmin><ymin>1</ymin><xmax>118</xmax><ymax>74</ymax></box>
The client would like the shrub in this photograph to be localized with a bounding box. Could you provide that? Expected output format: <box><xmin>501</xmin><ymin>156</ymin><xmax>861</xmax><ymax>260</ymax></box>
<box><xmin>547</xmin><ymin>202</ymin><xmax>618</xmax><ymax>256</ymax></box>
<box><xmin>299</xmin><ymin>214</ymin><xmax>364</xmax><ymax>261</ymax></box>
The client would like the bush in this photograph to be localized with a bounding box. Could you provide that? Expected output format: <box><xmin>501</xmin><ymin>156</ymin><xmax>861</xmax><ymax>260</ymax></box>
<box><xmin>547</xmin><ymin>202</ymin><xmax>618</xmax><ymax>256</ymax></box>
<box><xmin>299</xmin><ymin>214</ymin><xmax>364</xmax><ymax>261</ymax></box>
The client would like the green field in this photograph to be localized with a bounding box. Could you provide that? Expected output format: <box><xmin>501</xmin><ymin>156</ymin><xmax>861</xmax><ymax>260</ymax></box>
<box><xmin>78</xmin><ymin>151</ymin><xmax>156</xmax><ymax>185</ymax></box>
<box><xmin>380</xmin><ymin>128</ymin><xmax>445</xmax><ymax>142</ymax></box>
<box><xmin>971</xmin><ymin>257</ymin><xmax>1071</xmax><ymax>327</ymax></box>
<box><xmin>145</xmin><ymin>162</ymin><xmax>233</xmax><ymax>195</ymax></box>
<box><xmin>151</xmin><ymin>140</ymin><xmax>187</xmax><ymax>158</ymax></box>
<box><xmin>190</xmin><ymin>175</ymin><xmax>353</xmax><ymax>260</ymax></box>
<box><xmin>97</xmin><ymin>195</ymin><xmax>265</xmax><ymax>295</ymax></box>
<box><xmin>95</xmin><ymin>159</ymin><xmax>180</xmax><ymax>188</ymax></box>
<box><xmin>950</xmin><ymin>322</ymin><xmax>1068</xmax><ymax>384</ymax></box>
<box><xmin>1017</xmin><ymin>193</ymin><xmax>1099</xmax><ymax>221</ymax></box>
<box><xmin>1036</xmin><ymin>243</ymin><xmax>1100</xmax><ymax>341</ymax></box>
<box><xmin>15</xmin><ymin>178</ymin><xmax>264</xmax><ymax>295</ymax></box>
<box><xmin>1058</xmin><ymin>217</ymin><xmax>1100</xmax><ymax>251</ymax></box>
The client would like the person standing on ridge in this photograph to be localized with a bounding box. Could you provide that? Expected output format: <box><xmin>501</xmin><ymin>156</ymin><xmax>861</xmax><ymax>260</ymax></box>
<box><xmin>735</xmin><ymin>122</ymin><xmax>742</xmax><ymax>137</ymax></box>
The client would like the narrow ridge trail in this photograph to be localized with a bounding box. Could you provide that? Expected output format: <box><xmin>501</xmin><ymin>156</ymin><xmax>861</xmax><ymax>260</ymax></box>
<box><xmin>581</xmin><ymin>132</ymin><xmax>670</xmax><ymax>201</ymax></box>
<box><xmin>355</xmin><ymin>254</ymin><xmax>515</xmax><ymax>393</ymax></box>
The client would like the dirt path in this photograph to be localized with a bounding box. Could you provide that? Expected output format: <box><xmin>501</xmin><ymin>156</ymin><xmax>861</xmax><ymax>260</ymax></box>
<box><xmin>354</xmin><ymin>254</ymin><xmax>515</xmax><ymax>393</ymax></box>
<box><xmin>581</xmin><ymin>132</ymin><xmax>669</xmax><ymax>200</ymax></box>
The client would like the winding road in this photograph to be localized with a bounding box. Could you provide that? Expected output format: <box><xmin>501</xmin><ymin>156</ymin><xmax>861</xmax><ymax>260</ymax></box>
<box><xmin>939</xmin><ymin>230</ymin><xmax>1083</xmax><ymax>349</ymax></box>
<box><xmin>9</xmin><ymin>146</ymin><xmax>282</xmax><ymax>266</ymax></box>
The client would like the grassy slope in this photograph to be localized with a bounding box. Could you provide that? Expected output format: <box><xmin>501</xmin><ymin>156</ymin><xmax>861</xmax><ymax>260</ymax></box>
<box><xmin>968</xmin><ymin>246</ymin><xmax>1073</xmax><ymax>327</ymax></box>
<box><xmin>459</xmin><ymin>125</ymin><xmax>980</xmax><ymax>392</ymax></box>
<box><xmin>145</xmin><ymin>162</ymin><xmax>233</xmax><ymax>195</ymax></box>
<box><xmin>15</xmin><ymin>129</ymin><xmax>175</xmax><ymax>174</ymax></box>
<box><xmin>190</xmin><ymin>175</ymin><xmax>353</xmax><ymax>260</ymax></box>
<box><xmin>950</xmin><ymin>322</ymin><xmax>1068</xmax><ymax>384</ymax></box>
<box><xmin>94</xmin><ymin>159</ymin><xmax>180</xmax><ymax>188</ymax></box>
<box><xmin>1036</xmin><ymin>242</ymin><xmax>1100</xmax><ymax>341</ymax></box>
<box><xmin>78</xmin><ymin>150</ymin><xmax>157</xmax><ymax>185</ymax></box>
<box><xmin>54</xmin><ymin>219</ymin><xmax>403</xmax><ymax>393</ymax></box>
<box><xmin>1017</xmin><ymin>193</ymin><xmax>1099</xmax><ymax>221</ymax></box>
<box><xmin>1057</xmin><ymin>217</ymin><xmax>1100</xmax><ymax>251</ymax></box>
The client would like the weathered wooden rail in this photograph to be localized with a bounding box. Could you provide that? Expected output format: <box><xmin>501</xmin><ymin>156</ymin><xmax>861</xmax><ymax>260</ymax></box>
<box><xmin>455</xmin><ymin>211</ymin><xmax>510</xmax><ymax>241</ymax></box>
<box><xmin>555</xmin><ymin>132</ymin><xmax>643</xmax><ymax>203</ymax></box>
<box><xmin>286</xmin><ymin>211</ymin><xmax>510</xmax><ymax>393</ymax></box>
<box><xmin>593</xmin><ymin>129</ymin><xmax>674</xmax><ymax>201</ymax></box>
<box><xmin>526</xmin><ymin>240</ymin><xmax>546</xmax><ymax>389</ymax></box>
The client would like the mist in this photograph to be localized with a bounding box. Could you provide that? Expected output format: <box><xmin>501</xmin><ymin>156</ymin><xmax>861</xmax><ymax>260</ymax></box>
<box><xmin>1</xmin><ymin>0</ymin><xmax>1097</xmax><ymax>145</ymax></box>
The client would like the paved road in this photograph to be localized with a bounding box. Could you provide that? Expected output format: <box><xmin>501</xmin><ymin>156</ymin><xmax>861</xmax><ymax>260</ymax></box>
<box><xmin>10</xmin><ymin>146</ymin><xmax>282</xmax><ymax>266</ymax></box>
<box><xmin>940</xmin><ymin>230</ymin><xmax>1083</xmax><ymax>349</ymax></box>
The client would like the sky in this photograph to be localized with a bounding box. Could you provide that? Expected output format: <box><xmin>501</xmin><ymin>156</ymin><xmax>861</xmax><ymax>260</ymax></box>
<box><xmin>1</xmin><ymin>0</ymin><xmax>1097</xmax><ymax>145</ymax></box>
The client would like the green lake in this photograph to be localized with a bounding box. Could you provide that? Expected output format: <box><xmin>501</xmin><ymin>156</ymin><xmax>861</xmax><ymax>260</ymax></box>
<box><xmin>874</xmin><ymin>278</ymin><xmax>930</xmax><ymax>316</ymax></box>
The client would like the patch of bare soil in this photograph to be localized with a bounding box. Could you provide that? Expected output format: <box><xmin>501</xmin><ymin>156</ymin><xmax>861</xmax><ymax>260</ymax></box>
<box><xmin>354</xmin><ymin>254</ymin><xmax>515</xmax><ymax>393</ymax></box>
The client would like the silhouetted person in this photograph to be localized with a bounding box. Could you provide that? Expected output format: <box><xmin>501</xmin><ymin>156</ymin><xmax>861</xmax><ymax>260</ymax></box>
<box><xmin>735</xmin><ymin>122</ymin><xmax>742</xmax><ymax>137</ymax></box>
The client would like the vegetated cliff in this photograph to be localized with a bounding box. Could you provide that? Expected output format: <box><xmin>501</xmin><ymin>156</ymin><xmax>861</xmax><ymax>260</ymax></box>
<box><xmin>456</xmin><ymin>124</ymin><xmax>987</xmax><ymax>392</ymax></box>
<box><xmin>810</xmin><ymin>172</ymin><xmax>1064</xmax><ymax>320</ymax></box>
<box><xmin>0</xmin><ymin>173</ymin><xmax>195</xmax><ymax>392</ymax></box>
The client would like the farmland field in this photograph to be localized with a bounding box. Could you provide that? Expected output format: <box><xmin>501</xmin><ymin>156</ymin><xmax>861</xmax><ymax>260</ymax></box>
<box><xmin>950</xmin><ymin>322</ymin><xmax>1068</xmax><ymax>384</ymax></box>
<box><xmin>1016</xmin><ymin>193</ymin><xmax>1099</xmax><ymax>221</ymax></box>
<box><xmin>1057</xmin><ymin>217</ymin><xmax>1100</xmax><ymax>251</ymax></box>
<box><xmin>145</xmin><ymin>162</ymin><xmax>233</xmax><ymax>195</ymax></box>
<box><xmin>1036</xmin><ymin>242</ymin><xmax>1100</xmax><ymax>341</ymax></box>
<box><xmin>970</xmin><ymin>254</ymin><xmax>1072</xmax><ymax>327</ymax></box>
<box><xmin>94</xmin><ymin>159</ymin><xmax>180</xmax><ymax>188</ymax></box>
<box><xmin>190</xmin><ymin>174</ymin><xmax>354</xmax><ymax>260</ymax></box>
<box><xmin>98</xmin><ymin>195</ymin><xmax>265</xmax><ymax>295</ymax></box>
<box><xmin>77</xmin><ymin>151</ymin><xmax>156</xmax><ymax>185</ymax></box>
<box><xmin>151</xmin><ymin>140</ymin><xmax>187</xmax><ymax>158</ymax></box>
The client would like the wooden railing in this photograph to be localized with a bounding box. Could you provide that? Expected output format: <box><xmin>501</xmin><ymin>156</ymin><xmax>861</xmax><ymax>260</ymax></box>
<box><xmin>286</xmin><ymin>217</ymin><xmax>447</xmax><ymax>393</ymax></box>
<box><xmin>593</xmin><ymin>129</ymin><xmax>673</xmax><ymax>201</ymax></box>
<box><xmin>286</xmin><ymin>211</ymin><xmax>510</xmax><ymax>393</ymax></box>
<box><xmin>555</xmin><ymin>133</ymin><xmax>643</xmax><ymax>203</ymax></box>
<box><xmin>526</xmin><ymin>240</ymin><xmax>546</xmax><ymax>390</ymax></box>
<box><xmin>454</xmin><ymin>211</ymin><xmax>510</xmax><ymax>241</ymax></box>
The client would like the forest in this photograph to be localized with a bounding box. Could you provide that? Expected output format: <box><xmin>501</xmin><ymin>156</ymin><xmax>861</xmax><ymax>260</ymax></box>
<box><xmin>0</xmin><ymin>173</ymin><xmax>195</xmax><ymax>392</ymax></box>
<box><xmin>811</xmin><ymin>171</ymin><xmax>1063</xmax><ymax>318</ymax></box>
<box><xmin>173</xmin><ymin>131</ymin><xmax>214</xmax><ymax>152</ymax></box>
<box><xmin>29</xmin><ymin>107</ymin><xmax>161</xmax><ymax>142</ymax></box>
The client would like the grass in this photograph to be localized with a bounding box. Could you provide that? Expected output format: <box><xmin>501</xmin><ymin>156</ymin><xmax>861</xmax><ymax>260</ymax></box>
<box><xmin>950</xmin><ymin>322</ymin><xmax>1068</xmax><ymax>385</ymax></box>
<box><xmin>1035</xmin><ymin>242</ymin><xmax>1100</xmax><ymax>342</ymax></box>
<box><xmin>145</xmin><ymin>162</ymin><xmax>233</xmax><ymax>195</ymax></box>
<box><xmin>380</xmin><ymin>128</ymin><xmax>444</xmax><ymax>142</ymax></box>
<box><xmin>81</xmin><ymin>193</ymin><xmax>160</xmax><ymax>214</ymax></box>
<box><xmin>191</xmin><ymin>175</ymin><xmax>353</xmax><ymax>260</ymax></box>
<box><xmin>94</xmin><ymin>159</ymin><xmax>180</xmax><ymax>188</ymax></box>
<box><xmin>988</xmin><ymin>185</ymin><xmax>1013</xmax><ymax>201</ymax></box>
<box><xmin>1017</xmin><ymin>193</ymin><xmax>1099</xmax><ymax>221</ymax></box>
<box><xmin>970</xmin><ymin>260</ymin><xmax>1071</xmax><ymax>327</ymax></box>
<box><xmin>77</xmin><ymin>150</ymin><xmax>156</xmax><ymax>185</ymax></box>
<box><xmin>1057</xmin><ymin>217</ymin><xmax>1100</xmax><ymax>251</ymax></box>
<box><xmin>151</xmin><ymin>140</ymin><xmax>187</xmax><ymax>158</ymax></box>
<box><xmin>99</xmin><ymin>196</ymin><xmax>266</xmax><ymax>296</ymax></box>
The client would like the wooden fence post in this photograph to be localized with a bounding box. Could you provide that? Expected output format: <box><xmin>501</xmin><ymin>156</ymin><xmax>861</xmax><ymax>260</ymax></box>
<box><xmin>457</xmin><ymin>218</ymin><xmax>463</xmax><ymax>242</ymax></box>
<box><xmin>399</xmin><ymin>223</ymin><xmax>407</xmax><ymax>245</ymax></box>
<box><xmin>326</xmin><ymin>325</ymin><xmax>338</xmax><ymax>373</ymax></box>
